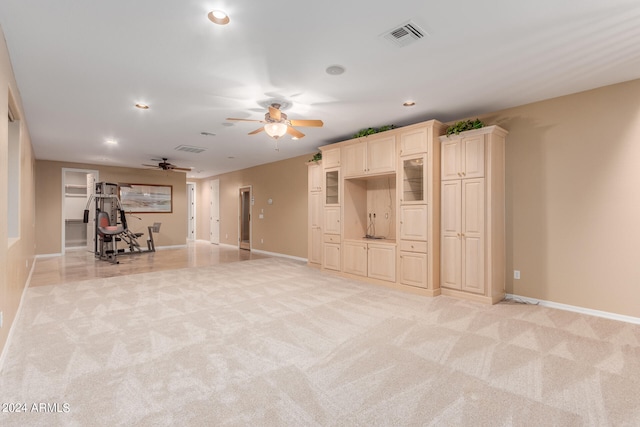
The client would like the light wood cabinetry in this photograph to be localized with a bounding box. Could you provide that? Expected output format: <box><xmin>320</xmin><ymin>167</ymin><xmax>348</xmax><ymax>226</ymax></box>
<box><xmin>396</xmin><ymin>121</ymin><xmax>444</xmax><ymax>293</ymax></box>
<box><xmin>308</xmin><ymin>162</ymin><xmax>322</xmax><ymax>192</ymax></box>
<box><xmin>440</xmin><ymin>126</ymin><xmax>507</xmax><ymax>304</ymax></box>
<box><xmin>343</xmin><ymin>239</ymin><xmax>396</xmax><ymax>282</ymax></box>
<box><xmin>322</xmin><ymin>147</ymin><xmax>341</xmax><ymax>168</ymax></box>
<box><xmin>343</xmin><ymin>136</ymin><xmax>396</xmax><ymax>177</ymax></box>
<box><xmin>307</xmin><ymin>163</ymin><xmax>323</xmax><ymax>266</ymax></box>
<box><xmin>308</xmin><ymin>119</ymin><xmax>445</xmax><ymax>295</ymax></box>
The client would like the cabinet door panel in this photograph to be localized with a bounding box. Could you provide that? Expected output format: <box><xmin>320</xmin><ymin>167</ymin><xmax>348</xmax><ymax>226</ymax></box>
<box><xmin>441</xmin><ymin>181</ymin><xmax>461</xmax><ymax>234</ymax></box>
<box><xmin>462</xmin><ymin>178</ymin><xmax>484</xmax><ymax>293</ymax></box>
<box><xmin>308</xmin><ymin>163</ymin><xmax>322</xmax><ymax>192</ymax></box>
<box><xmin>367</xmin><ymin>137</ymin><xmax>396</xmax><ymax>174</ymax></box>
<box><xmin>400</xmin><ymin>128</ymin><xmax>428</xmax><ymax>156</ymax></box>
<box><xmin>441</xmin><ymin>139</ymin><xmax>460</xmax><ymax>181</ymax></box>
<box><xmin>400</xmin><ymin>205</ymin><xmax>428</xmax><ymax>241</ymax></box>
<box><xmin>343</xmin><ymin>241</ymin><xmax>367</xmax><ymax>276</ymax></box>
<box><xmin>325</xmin><ymin>168</ymin><xmax>340</xmax><ymax>205</ymax></box>
<box><xmin>343</xmin><ymin>143</ymin><xmax>366</xmax><ymax>177</ymax></box>
<box><xmin>310</xmin><ymin>191</ymin><xmax>322</xmax><ymax>228</ymax></box>
<box><xmin>309</xmin><ymin>226</ymin><xmax>322</xmax><ymax>264</ymax></box>
<box><xmin>324</xmin><ymin>207</ymin><xmax>341</xmax><ymax>235</ymax></box>
<box><xmin>462</xmin><ymin>135</ymin><xmax>485</xmax><ymax>178</ymax></box>
<box><xmin>400</xmin><ymin>251</ymin><xmax>427</xmax><ymax>288</ymax></box>
<box><xmin>368</xmin><ymin>244</ymin><xmax>396</xmax><ymax>282</ymax></box>
<box><xmin>323</xmin><ymin>243</ymin><xmax>341</xmax><ymax>271</ymax></box>
<box><xmin>322</xmin><ymin>147</ymin><xmax>341</xmax><ymax>168</ymax></box>
<box><xmin>441</xmin><ymin>234</ymin><xmax>461</xmax><ymax>289</ymax></box>
<box><xmin>400</xmin><ymin>154</ymin><xmax>427</xmax><ymax>203</ymax></box>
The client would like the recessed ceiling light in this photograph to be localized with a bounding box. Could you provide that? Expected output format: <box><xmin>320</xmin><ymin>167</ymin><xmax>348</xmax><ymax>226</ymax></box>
<box><xmin>222</xmin><ymin>122</ymin><xmax>234</xmax><ymax>127</ymax></box>
<box><xmin>105</xmin><ymin>139</ymin><xmax>118</xmax><ymax>145</ymax></box>
<box><xmin>208</xmin><ymin>10</ymin><xmax>230</xmax><ymax>25</ymax></box>
<box><xmin>200</xmin><ymin>131</ymin><xmax>216</xmax><ymax>136</ymax></box>
<box><xmin>228</xmin><ymin>156</ymin><xmax>235</xmax><ymax>159</ymax></box>
<box><xmin>403</xmin><ymin>100</ymin><xmax>416</xmax><ymax>107</ymax></box>
<box><xmin>326</xmin><ymin>65</ymin><xmax>346</xmax><ymax>75</ymax></box>
<box><xmin>135</xmin><ymin>103</ymin><xmax>149</xmax><ymax>109</ymax></box>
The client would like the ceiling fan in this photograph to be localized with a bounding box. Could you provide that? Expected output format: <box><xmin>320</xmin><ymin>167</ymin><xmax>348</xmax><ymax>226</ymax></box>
<box><xmin>142</xmin><ymin>158</ymin><xmax>191</xmax><ymax>172</ymax></box>
<box><xmin>226</xmin><ymin>103</ymin><xmax>323</xmax><ymax>140</ymax></box>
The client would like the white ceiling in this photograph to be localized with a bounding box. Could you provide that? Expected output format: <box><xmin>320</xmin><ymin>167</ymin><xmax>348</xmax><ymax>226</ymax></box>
<box><xmin>1</xmin><ymin>1</ymin><xmax>640</xmax><ymax>178</ymax></box>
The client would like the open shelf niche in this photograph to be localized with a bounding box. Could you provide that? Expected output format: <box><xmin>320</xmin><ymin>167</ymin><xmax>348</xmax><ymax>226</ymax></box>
<box><xmin>343</xmin><ymin>174</ymin><xmax>396</xmax><ymax>242</ymax></box>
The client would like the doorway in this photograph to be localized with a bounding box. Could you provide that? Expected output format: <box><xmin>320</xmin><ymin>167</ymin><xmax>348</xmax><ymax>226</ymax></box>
<box><xmin>187</xmin><ymin>182</ymin><xmax>196</xmax><ymax>241</ymax></box>
<box><xmin>62</xmin><ymin>168</ymin><xmax>98</xmax><ymax>254</ymax></box>
<box><xmin>239</xmin><ymin>186</ymin><xmax>252</xmax><ymax>250</ymax></box>
<box><xmin>210</xmin><ymin>179</ymin><xmax>220</xmax><ymax>244</ymax></box>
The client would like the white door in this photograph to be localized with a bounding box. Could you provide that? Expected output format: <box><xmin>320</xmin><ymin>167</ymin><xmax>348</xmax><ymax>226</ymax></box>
<box><xmin>187</xmin><ymin>183</ymin><xmax>196</xmax><ymax>241</ymax></box>
<box><xmin>86</xmin><ymin>172</ymin><xmax>96</xmax><ymax>252</ymax></box>
<box><xmin>210</xmin><ymin>179</ymin><xmax>220</xmax><ymax>244</ymax></box>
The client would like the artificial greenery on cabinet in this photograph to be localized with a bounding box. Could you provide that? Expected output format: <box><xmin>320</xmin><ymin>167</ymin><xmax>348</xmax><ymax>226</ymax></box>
<box><xmin>445</xmin><ymin>119</ymin><xmax>484</xmax><ymax>136</ymax></box>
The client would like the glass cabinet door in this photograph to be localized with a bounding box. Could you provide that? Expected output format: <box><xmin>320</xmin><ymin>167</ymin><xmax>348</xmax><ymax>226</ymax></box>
<box><xmin>401</xmin><ymin>155</ymin><xmax>426</xmax><ymax>203</ymax></box>
<box><xmin>325</xmin><ymin>169</ymin><xmax>339</xmax><ymax>205</ymax></box>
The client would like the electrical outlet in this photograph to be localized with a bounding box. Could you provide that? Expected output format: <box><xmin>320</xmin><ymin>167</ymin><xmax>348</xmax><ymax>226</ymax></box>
<box><xmin>514</xmin><ymin>270</ymin><xmax>521</xmax><ymax>279</ymax></box>
<box><xmin>225</xmin><ymin>233</ymin><xmax>228</xmax><ymax>239</ymax></box>
<box><xmin>261</xmin><ymin>238</ymin><xmax>264</xmax><ymax>244</ymax></box>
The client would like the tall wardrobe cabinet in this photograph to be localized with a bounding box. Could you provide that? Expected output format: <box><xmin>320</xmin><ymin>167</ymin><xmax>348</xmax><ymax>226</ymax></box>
<box><xmin>440</xmin><ymin>126</ymin><xmax>508</xmax><ymax>304</ymax></box>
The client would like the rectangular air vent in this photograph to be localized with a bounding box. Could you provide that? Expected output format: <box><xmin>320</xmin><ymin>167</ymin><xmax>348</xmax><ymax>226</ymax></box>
<box><xmin>381</xmin><ymin>20</ymin><xmax>427</xmax><ymax>48</ymax></box>
<box><xmin>175</xmin><ymin>145</ymin><xmax>207</xmax><ymax>154</ymax></box>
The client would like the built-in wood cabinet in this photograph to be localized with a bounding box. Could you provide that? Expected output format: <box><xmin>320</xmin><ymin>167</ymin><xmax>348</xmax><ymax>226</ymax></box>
<box><xmin>308</xmin><ymin>119</ymin><xmax>506</xmax><ymax>304</ymax></box>
<box><xmin>343</xmin><ymin>136</ymin><xmax>396</xmax><ymax>177</ymax></box>
<box><xmin>440</xmin><ymin>126</ymin><xmax>507</xmax><ymax>304</ymax></box>
<box><xmin>307</xmin><ymin>163</ymin><xmax>323</xmax><ymax>266</ymax></box>
<box><xmin>343</xmin><ymin>239</ymin><xmax>396</xmax><ymax>282</ymax></box>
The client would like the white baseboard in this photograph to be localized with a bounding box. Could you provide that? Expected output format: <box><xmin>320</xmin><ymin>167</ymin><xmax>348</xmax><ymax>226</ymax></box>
<box><xmin>505</xmin><ymin>294</ymin><xmax>640</xmax><ymax>325</ymax></box>
<box><xmin>155</xmin><ymin>244</ymin><xmax>188</xmax><ymax>250</ymax></box>
<box><xmin>35</xmin><ymin>253</ymin><xmax>63</xmax><ymax>259</ymax></box>
<box><xmin>251</xmin><ymin>249</ymin><xmax>307</xmax><ymax>263</ymax></box>
<box><xmin>0</xmin><ymin>258</ymin><xmax>36</xmax><ymax>373</ymax></box>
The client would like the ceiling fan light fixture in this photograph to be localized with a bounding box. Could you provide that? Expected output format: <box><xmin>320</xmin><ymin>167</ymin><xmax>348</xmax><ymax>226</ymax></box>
<box><xmin>135</xmin><ymin>103</ymin><xmax>149</xmax><ymax>109</ymax></box>
<box><xmin>403</xmin><ymin>100</ymin><xmax>416</xmax><ymax>107</ymax></box>
<box><xmin>264</xmin><ymin>122</ymin><xmax>288</xmax><ymax>139</ymax></box>
<box><xmin>208</xmin><ymin>10</ymin><xmax>230</xmax><ymax>25</ymax></box>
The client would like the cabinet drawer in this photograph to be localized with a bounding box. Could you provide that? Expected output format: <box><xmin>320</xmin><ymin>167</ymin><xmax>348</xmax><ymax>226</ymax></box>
<box><xmin>399</xmin><ymin>240</ymin><xmax>427</xmax><ymax>253</ymax></box>
<box><xmin>324</xmin><ymin>234</ymin><xmax>340</xmax><ymax>243</ymax></box>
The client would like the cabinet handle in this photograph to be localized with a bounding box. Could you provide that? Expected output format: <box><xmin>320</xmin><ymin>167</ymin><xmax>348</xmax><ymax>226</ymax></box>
<box><xmin>457</xmin><ymin>233</ymin><xmax>461</xmax><ymax>238</ymax></box>
<box><xmin>462</xmin><ymin>172</ymin><xmax>466</xmax><ymax>176</ymax></box>
<box><xmin>457</xmin><ymin>172</ymin><xmax>462</xmax><ymax>177</ymax></box>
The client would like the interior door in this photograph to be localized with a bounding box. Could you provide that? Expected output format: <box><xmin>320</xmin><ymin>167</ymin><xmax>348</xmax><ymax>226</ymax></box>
<box><xmin>239</xmin><ymin>186</ymin><xmax>251</xmax><ymax>250</ymax></box>
<box><xmin>187</xmin><ymin>183</ymin><xmax>196</xmax><ymax>241</ymax></box>
<box><xmin>210</xmin><ymin>179</ymin><xmax>220</xmax><ymax>244</ymax></box>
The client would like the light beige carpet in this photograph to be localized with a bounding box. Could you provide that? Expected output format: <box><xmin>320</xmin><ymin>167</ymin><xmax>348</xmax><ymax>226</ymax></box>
<box><xmin>1</xmin><ymin>258</ymin><xmax>639</xmax><ymax>426</ymax></box>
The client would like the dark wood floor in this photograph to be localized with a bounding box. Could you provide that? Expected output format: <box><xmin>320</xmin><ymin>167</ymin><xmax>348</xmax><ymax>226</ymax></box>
<box><xmin>30</xmin><ymin>241</ymin><xmax>270</xmax><ymax>287</ymax></box>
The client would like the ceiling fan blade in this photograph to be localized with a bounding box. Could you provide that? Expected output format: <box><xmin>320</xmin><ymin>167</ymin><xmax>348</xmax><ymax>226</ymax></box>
<box><xmin>226</xmin><ymin>117</ymin><xmax>264</xmax><ymax>123</ymax></box>
<box><xmin>287</xmin><ymin>126</ymin><xmax>305</xmax><ymax>139</ymax></box>
<box><xmin>248</xmin><ymin>127</ymin><xmax>265</xmax><ymax>135</ymax></box>
<box><xmin>269</xmin><ymin>105</ymin><xmax>282</xmax><ymax>121</ymax></box>
<box><xmin>289</xmin><ymin>119</ymin><xmax>323</xmax><ymax>127</ymax></box>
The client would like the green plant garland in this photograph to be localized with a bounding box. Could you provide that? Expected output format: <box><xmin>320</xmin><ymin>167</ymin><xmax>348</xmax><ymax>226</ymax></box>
<box><xmin>445</xmin><ymin>119</ymin><xmax>485</xmax><ymax>136</ymax></box>
<box><xmin>353</xmin><ymin>124</ymin><xmax>396</xmax><ymax>138</ymax></box>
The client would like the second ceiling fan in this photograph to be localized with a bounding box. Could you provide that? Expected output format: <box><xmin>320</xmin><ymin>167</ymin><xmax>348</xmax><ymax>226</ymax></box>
<box><xmin>226</xmin><ymin>103</ymin><xmax>323</xmax><ymax>139</ymax></box>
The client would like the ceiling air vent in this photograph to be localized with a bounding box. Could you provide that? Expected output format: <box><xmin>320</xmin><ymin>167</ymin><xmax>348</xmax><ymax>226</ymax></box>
<box><xmin>381</xmin><ymin>20</ymin><xmax>427</xmax><ymax>48</ymax></box>
<box><xmin>175</xmin><ymin>145</ymin><xmax>207</xmax><ymax>154</ymax></box>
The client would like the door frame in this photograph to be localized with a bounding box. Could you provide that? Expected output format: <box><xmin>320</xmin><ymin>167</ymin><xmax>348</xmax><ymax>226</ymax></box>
<box><xmin>61</xmin><ymin>168</ymin><xmax>99</xmax><ymax>254</ymax></box>
<box><xmin>187</xmin><ymin>182</ymin><xmax>196</xmax><ymax>241</ymax></box>
<box><xmin>209</xmin><ymin>179</ymin><xmax>220</xmax><ymax>244</ymax></box>
<box><xmin>238</xmin><ymin>185</ymin><xmax>252</xmax><ymax>250</ymax></box>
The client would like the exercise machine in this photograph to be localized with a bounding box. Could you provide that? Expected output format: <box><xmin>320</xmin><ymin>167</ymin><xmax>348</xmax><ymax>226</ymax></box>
<box><xmin>83</xmin><ymin>182</ymin><xmax>159</xmax><ymax>264</ymax></box>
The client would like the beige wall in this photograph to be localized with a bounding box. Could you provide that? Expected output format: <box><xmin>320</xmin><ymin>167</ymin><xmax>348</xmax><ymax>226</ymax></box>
<box><xmin>0</xmin><ymin>27</ymin><xmax>37</xmax><ymax>359</ymax></box>
<box><xmin>466</xmin><ymin>79</ymin><xmax>640</xmax><ymax>317</ymax></box>
<box><xmin>195</xmin><ymin>153</ymin><xmax>311</xmax><ymax>258</ymax></box>
<box><xmin>35</xmin><ymin>161</ymin><xmax>188</xmax><ymax>254</ymax></box>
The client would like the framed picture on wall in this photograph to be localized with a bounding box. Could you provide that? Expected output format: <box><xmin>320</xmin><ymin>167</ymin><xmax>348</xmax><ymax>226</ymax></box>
<box><xmin>119</xmin><ymin>183</ymin><xmax>173</xmax><ymax>213</ymax></box>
